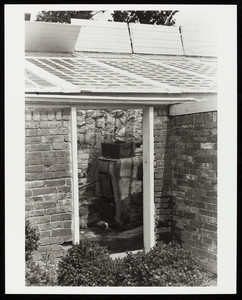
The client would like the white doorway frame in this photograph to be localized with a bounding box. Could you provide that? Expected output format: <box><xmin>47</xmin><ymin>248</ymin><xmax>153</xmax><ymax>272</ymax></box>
<box><xmin>26</xmin><ymin>94</ymin><xmax>197</xmax><ymax>251</ymax></box>
<box><xmin>71</xmin><ymin>105</ymin><xmax>155</xmax><ymax>250</ymax></box>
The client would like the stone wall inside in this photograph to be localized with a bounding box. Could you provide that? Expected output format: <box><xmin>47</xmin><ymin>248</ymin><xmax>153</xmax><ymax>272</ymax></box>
<box><xmin>77</xmin><ymin>109</ymin><xmax>143</xmax><ymax>221</ymax></box>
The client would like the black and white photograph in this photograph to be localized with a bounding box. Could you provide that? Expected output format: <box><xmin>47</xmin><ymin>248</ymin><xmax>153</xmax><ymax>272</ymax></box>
<box><xmin>5</xmin><ymin>4</ymin><xmax>237</xmax><ymax>294</ymax></box>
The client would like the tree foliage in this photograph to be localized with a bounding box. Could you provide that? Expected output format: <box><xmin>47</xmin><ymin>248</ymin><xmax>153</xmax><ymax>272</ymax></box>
<box><xmin>36</xmin><ymin>11</ymin><xmax>93</xmax><ymax>24</ymax></box>
<box><xmin>112</xmin><ymin>10</ymin><xmax>178</xmax><ymax>26</ymax></box>
<box><xmin>36</xmin><ymin>10</ymin><xmax>178</xmax><ymax>26</ymax></box>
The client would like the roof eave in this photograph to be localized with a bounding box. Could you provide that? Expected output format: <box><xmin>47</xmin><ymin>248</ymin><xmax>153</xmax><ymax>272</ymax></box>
<box><xmin>25</xmin><ymin>91</ymin><xmax>217</xmax><ymax>108</ymax></box>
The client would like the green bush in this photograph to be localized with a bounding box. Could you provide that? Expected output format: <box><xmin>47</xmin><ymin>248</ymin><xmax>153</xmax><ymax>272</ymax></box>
<box><xmin>25</xmin><ymin>252</ymin><xmax>58</xmax><ymax>286</ymax></box>
<box><xmin>57</xmin><ymin>240</ymin><xmax>115</xmax><ymax>286</ymax></box>
<box><xmin>25</xmin><ymin>220</ymin><xmax>40</xmax><ymax>261</ymax></box>
<box><xmin>114</xmin><ymin>243</ymin><xmax>207</xmax><ymax>286</ymax></box>
<box><xmin>57</xmin><ymin>240</ymin><xmax>213</xmax><ymax>286</ymax></box>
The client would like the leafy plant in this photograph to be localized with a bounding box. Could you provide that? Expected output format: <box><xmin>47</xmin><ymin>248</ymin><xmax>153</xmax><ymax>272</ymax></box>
<box><xmin>56</xmin><ymin>240</ymin><xmax>215</xmax><ymax>286</ymax></box>
<box><xmin>25</xmin><ymin>252</ymin><xmax>58</xmax><ymax>286</ymax></box>
<box><xmin>25</xmin><ymin>220</ymin><xmax>40</xmax><ymax>261</ymax></box>
<box><xmin>57</xmin><ymin>240</ymin><xmax>115</xmax><ymax>286</ymax></box>
<box><xmin>114</xmin><ymin>243</ymin><xmax>208</xmax><ymax>286</ymax></box>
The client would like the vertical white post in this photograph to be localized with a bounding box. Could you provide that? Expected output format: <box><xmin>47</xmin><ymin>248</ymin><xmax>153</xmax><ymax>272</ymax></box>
<box><xmin>71</xmin><ymin>106</ymin><xmax>79</xmax><ymax>244</ymax></box>
<box><xmin>143</xmin><ymin>106</ymin><xmax>155</xmax><ymax>250</ymax></box>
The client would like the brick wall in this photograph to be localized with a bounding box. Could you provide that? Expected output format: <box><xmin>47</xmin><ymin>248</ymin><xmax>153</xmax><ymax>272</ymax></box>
<box><xmin>25</xmin><ymin>108</ymin><xmax>73</xmax><ymax>258</ymax></box>
<box><xmin>154</xmin><ymin>107</ymin><xmax>173</xmax><ymax>242</ymax></box>
<box><xmin>154</xmin><ymin>109</ymin><xmax>217</xmax><ymax>273</ymax></box>
<box><xmin>169</xmin><ymin>111</ymin><xmax>217</xmax><ymax>273</ymax></box>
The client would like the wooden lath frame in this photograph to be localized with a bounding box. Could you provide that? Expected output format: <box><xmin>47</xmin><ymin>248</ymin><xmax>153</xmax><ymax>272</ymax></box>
<box><xmin>25</xmin><ymin>60</ymin><xmax>81</xmax><ymax>93</ymax></box>
<box><xmin>135</xmin><ymin>54</ymin><xmax>215</xmax><ymax>80</ymax></box>
<box><xmin>74</xmin><ymin>53</ymin><xmax>181</xmax><ymax>93</ymax></box>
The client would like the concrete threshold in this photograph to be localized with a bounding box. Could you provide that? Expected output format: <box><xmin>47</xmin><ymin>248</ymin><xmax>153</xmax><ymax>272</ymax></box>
<box><xmin>110</xmin><ymin>249</ymin><xmax>143</xmax><ymax>260</ymax></box>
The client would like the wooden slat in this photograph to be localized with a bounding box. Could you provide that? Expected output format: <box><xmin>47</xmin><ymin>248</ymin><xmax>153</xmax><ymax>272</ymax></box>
<box><xmin>25</xmin><ymin>21</ymin><xmax>81</xmax><ymax>53</ymax></box>
<box><xmin>169</xmin><ymin>99</ymin><xmax>217</xmax><ymax>116</ymax></box>
<box><xmin>71</xmin><ymin>107</ymin><xmax>80</xmax><ymax>244</ymax></box>
<box><xmin>181</xmin><ymin>25</ymin><xmax>217</xmax><ymax>57</ymax></box>
<box><xmin>71</xmin><ymin>19</ymin><xmax>132</xmax><ymax>53</ymax></box>
<box><xmin>129</xmin><ymin>23</ymin><xmax>183</xmax><ymax>55</ymax></box>
<box><xmin>76</xmin><ymin>53</ymin><xmax>180</xmax><ymax>93</ymax></box>
<box><xmin>143</xmin><ymin>106</ymin><xmax>155</xmax><ymax>250</ymax></box>
<box><xmin>136</xmin><ymin>55</ymin><xmax>213</xmax><ymax>80</ymax></box>
<box><xmin>25</xmin><ymin>60</ymin><xmax>81</xmax><ymax>93</ymax></box>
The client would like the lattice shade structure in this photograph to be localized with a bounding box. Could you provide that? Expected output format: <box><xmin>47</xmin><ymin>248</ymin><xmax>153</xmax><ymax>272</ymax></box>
<box><xmin>25</xmin><ymin>53</ymin><xmax>217</xmax><ymax>94</ymax></box>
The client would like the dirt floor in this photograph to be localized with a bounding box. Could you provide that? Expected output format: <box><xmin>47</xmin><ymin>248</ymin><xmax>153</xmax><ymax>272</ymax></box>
<box><xmin>79</xmin><ymin>225</ymin><xmax>143</xmax><ymax>253</ymax></box>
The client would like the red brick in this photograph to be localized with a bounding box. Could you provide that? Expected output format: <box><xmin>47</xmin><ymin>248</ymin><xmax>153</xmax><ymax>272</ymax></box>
<box><xmin>29</xmin><ymin>159</ymin><xmax>52</xmax><ymax>166</ymax></box>
<box><xmin>40</xmin><ymin>236</ymin><xmax>64</xmax><ymax>246</ymax></box>
<box><xmin>25</xmin><ymin>189</ymin><xmax>33</xmax><ymax>197</ymax></box>
<box><xmin>25</xmin><ymin>204</ymin><xmax>34</xmax><ymax>211</ymax></box>
<box><xmin>30</xmin><ymin>172</ymin><xmax>55</xmax><ymax>180</ymax></box>
<box><xmin>43</xmin><ymin>193</ymin><xmax>67</xmax><ymax>201</ymax></box>
<box><xmin>32</xmin><ymin>187</ymin><xmax>56</xmax><ymax>196</ymax></box>
<box><xmin>42</xmin><ymin>136</ymin><xmax>65</xmax><ymax>143</ymax></box>
<box><xmin>54</xmin><ymin>171</ymin><xmax>70</xmax><ymax>178</ymax></box>
<box><xmin>25</xmin><ymin>209</ymin><xmax>45</xmax><ymax>218</ymax></box>
<box><xmin>52</xmin><ymin>143</ymin><xmax>69</xmax><ymax>150</ymax></box>
<box><xmin>44</xmin><ymin>164</ymin><xmax>69</xmax><ymax>172</ymax></box>
<box><xmin>26</xmin><ymin>152</ymin><xmax>42</xmax><ymax>160</ymax></box>
<box><xmin>26</xmin><ymin>129</ymin><xmax>50</xmax><ymax>137</ymax></box>
<box><xmin>25</xmin><ymin>165</ymin><xmax>44</xmax><ymax>173</ymax></box>
<box><xmin>45</xmin><ymin>207</ymin><xmax>68</xmax><ymax>215</ymax></box>
<box><xmin>56</xmin><ymin>186</ymin><xmax>71</xmax><ymax>193</ymax></box>
<box><xmin>40</xmin><ymin>221</ymin><xmax>62</xmax><ymax>231</ymax></box>
<box><xmin>51</xmin><ymin>213</ymin><xmax>72</xmax><ymax>222</ymax></box>
<box><xmin>50</xmin><ymin>128</ymin><xmax>69</xmax><ymax>135</ymax></box>
<box><xmin>25</xmin><ymin>180</ymin><xmax>44</xmax><ymax>189</ymax></box>
<box><xmin>52</xmin><ymin>150</ymin><xmax>70</xmax><ymax>157</ymax></box>
<box><xmin>39</xmin><ymin>121</ymin><xmax>62</xmax><ymax>129</ymax></box>
<box><xmin>31</xmin><ymin>196</ymin><xmax>44</xmax><ymax>202</ymax></box>
<box><xmin>34</xmin><ymin>201</ymin><xmax>56</xmax><ymax>209</ymax></box>
<box><xmin>29</xmin><ymin>144</ymin><xmax>51</xmax><ymax>152</ymax></box>
<box><xmin>25</xmin><ymin>137</ymin><xmax>42</xmax><ymax>144</ymax></box>
<box><xmin>53</xmin><ymin>157</ymin><xmax>69</xmax><ymax>164</ymax></box>
<box><xmin>40</xmin><ymin>231</ymin><xmax>51</xmax><ymax>238</ymax></box>
<box><xmin>52</xmin><ymin>228</ymin><xmax>72</xmax><ymax>237</ymax></box>
<box><xmin>63</xmin><ymin>221</ymin><xmax>72</xmax><ymax>228</ymax></box>
<box><xmin>44</xmin><ymin>179</ymin><xmax>66</xmax><ymax>187</ymax></box>
<box><xmin>25</xmin><ymin>122</ymin><xmax>39</xmax><ymax>129</ymax></box>
<box><xmin>48</xmin><ymin>111</ymin><xmax>55</xmax><ymax>121</ymax></box>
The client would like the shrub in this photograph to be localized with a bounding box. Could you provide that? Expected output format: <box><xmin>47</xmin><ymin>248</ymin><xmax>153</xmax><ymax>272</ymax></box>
<box><xmin>25</xmin><ymin>252</ymin><xmax>58</xmax><ymax>286</ymax></box>
<box><xmin>57</xmin><ymin>240</ymin><xmax>115</xmax><ymax>286</ymax></box>
<box><xmin>56</xmin><ymin>240</ymin><xmax>213</xmax><ymax>286</ymax></box>
<box><xmin>25</xmin><ymin>220</ymin><xmax>40</xmax><ymax>261</ymax></box>
<box><xmin>114</xmin><ymin>243</ymin><xmax>207</xmax><ymax>286</ymax></box>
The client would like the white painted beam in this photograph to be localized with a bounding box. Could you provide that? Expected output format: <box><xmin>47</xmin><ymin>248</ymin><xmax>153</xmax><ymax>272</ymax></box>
<box><xmin>25</xmin><ymin>94</ymin><xmax>196</xmax><ymax>107</ymax></box>
<box><xmin>70</xmin><ymin>107</ymin><xmax>79</xmax><ymax>244</ymax></box>
<box><xmin>143</xmin><ymin>106</ymin><xmax>155</xmax><ymax>251</ymax></box>
<box><xmin>169</xmin><ymin>99</ymin><xmax>217</xmax><ymax>116</ymax></box>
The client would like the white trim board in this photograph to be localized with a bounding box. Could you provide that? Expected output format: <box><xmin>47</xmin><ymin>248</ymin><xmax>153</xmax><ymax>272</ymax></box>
<box><xmin>143</xmin><ymin>106</ymin><xmax>155</xmax><ymax>250</ymax></box>
<box><xmin>70</xmin><ymin>107</ymin><xmax>79</xmax><ymax>244</ymax></box>
<box><xmin>169</xmin><ymin>99</ymin><xmax>217</xmax><ymax>116</ymax></box>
